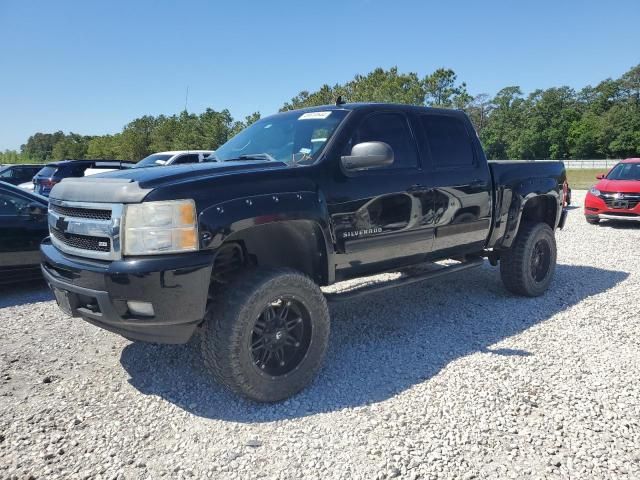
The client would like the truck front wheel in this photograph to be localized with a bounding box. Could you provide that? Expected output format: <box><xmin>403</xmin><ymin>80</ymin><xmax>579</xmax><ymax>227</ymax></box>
<box><xmin>499</xmin><ymin>222</ymin><xmax>557</xmax><ymax>297</ymax></box>
<box><xmin>201</xmin><ymin>268</ymin><xmax>330</xmax><ymax>402</ymax></box>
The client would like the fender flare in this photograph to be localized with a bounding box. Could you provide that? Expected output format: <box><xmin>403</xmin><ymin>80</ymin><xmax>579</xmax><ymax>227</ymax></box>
<box><xmin>198</xmin><ymin>191</ymin><xmax>335</xmax><ymax>283</ymax></box>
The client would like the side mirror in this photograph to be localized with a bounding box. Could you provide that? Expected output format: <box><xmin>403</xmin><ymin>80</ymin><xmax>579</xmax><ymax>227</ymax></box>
<box><xmin>596</xmin><ymin>174</ymin><xmax>605</xmax><ymax>180</ymax></box>
<box><xmin>341</xmin><ymin>142</ymin><xmax>394</xmax><ymax>171</ymax></box>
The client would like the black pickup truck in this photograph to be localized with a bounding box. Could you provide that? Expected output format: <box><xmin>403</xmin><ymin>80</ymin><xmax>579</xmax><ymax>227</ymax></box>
<box><xmin>41</xmin><ymin>103</ymin><xmax>567</xmax><ymax>402</ymax></box>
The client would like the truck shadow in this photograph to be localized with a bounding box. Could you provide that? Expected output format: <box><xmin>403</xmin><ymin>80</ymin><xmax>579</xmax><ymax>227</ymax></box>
<box><xmin>120</xmin><ymin>263</ymin><xmax>627</xmax><ymax>422</ymax></box>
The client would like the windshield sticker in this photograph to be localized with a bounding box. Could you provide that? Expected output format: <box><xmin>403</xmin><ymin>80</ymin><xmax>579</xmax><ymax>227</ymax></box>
<box><xmin>299</xmin><ymin>111</ymin><xmax>332</xmax><ymax>120</ymax></box>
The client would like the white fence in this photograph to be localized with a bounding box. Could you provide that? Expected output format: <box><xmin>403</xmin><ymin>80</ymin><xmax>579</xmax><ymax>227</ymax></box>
<box><xmin>503</xmin><ymin>159</ymin><xmax>621</xmax><ymax>169</ymax></box>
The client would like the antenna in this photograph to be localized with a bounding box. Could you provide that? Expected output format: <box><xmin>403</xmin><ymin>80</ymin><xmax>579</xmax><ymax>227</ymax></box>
<box><xmin>184</xmin><ymin>86</ymin><xmax>189</xmax><ymax>112</ymax></box>
<box><xmin>335</xmin><ymin>95</ymin><xmax>346</xmax><ymax>106</ymax></box>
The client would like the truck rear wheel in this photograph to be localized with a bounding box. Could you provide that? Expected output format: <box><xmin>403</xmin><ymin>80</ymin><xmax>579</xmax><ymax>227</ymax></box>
<box><xmin>201</xmin><ymin>268</ymin><xmax>330</xmax><ymax>402</ymax></box>
<box><xmin>499</xmin><ymin>222</ymin><xmax>557</xmax><ymax>297</ymax></box>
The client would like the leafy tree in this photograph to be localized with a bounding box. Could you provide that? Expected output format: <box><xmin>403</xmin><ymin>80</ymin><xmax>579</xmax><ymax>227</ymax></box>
<box><xmin>465</xmin><ymin>94</ymin><xmax>493</xmax><ymax>134</ymax></box>
<box><xmin>480</xmin><ymin>87</ymin><xmax>525</xmax><ymax>159</ymax></box>
<box><xmin>86</xmin><ymin>134</ymin><xmax>123</xmax><ymax>159</ymax></box>
<box><xmin>50</xmin><ymin>133</ymin><xmax>93</xmax><ymax>160</ymax></box>
<box><xmin>423</xmin><ymin>68</ymin><xmax>470</xmax><ymax>108</ymax></box>
<box><xmin>21</xmin><ymin>131</ymin><xmax>66</xmax><ymax>161</ymax></box>
<box><xmin>119</xmin><ymin>116</ymin><xmax>157</xmax><ymax>160</ymax></box>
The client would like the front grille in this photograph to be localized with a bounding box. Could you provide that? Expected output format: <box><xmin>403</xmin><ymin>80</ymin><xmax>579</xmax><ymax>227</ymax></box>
<box><xmin>50</xmin><ymin>203</ymin><xmax>112</xmax><ymax>221</ymax></box>
<box><xmin>51</xmin><ymin>228</ymin><xmax>111</xmax><ymax>252</ymax></box>
<box><xmin>600</xmin><ymin>192</ymin><xmax>640</xmax><ymax>209</ymax></box>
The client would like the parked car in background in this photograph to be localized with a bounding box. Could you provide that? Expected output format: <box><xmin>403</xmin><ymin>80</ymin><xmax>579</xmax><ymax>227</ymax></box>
<box><xmin>132</xmin><ymin>151</ymin><xmax>214</xmax><ymax>168</ymax></box>
<box><xmin>33</xmin><ymin>160</ymin><xmax>134</xmax><ymax>196</ymax></box>
<box><xmin>0</xmin><ymin>181</ymin><xmax>48</xmax><ymax>285</ymax></box>
<box><xmin>18</xmin><ymin>181</ymin><xmax>36</xmax><ymax>192</ymax></box>
<box><xmin>584</xmin><ymin>158</ymin><xmax>640</xmax><ymax>224</ymax></box>
<box><xmin>0</xmin><ymin>164</ymin><xmax>43</xmax><ymax>186</ymax></box>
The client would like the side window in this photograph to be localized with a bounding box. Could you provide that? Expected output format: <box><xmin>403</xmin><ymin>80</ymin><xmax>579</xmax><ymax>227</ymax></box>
<box><xmin>0</xmin><ymin>168</ymin><xmax>15</xmax><ymax>179</ymax></box>
<box><xmin>17</xmin><ymin>168</ymin><xmax>34</xmax><ymax>182</ymax></box>
<box><xmin>419</xmin><ymin>115</ymin><xmax>474</xmax><ymax>168</ymax></box>
<box><xmin>173</xmin><ymin>154</ymin><xmax>199</xmax><ymax>165</ymax></box>
<box><xmin>351</xmin><ymin>113</ymin><xmax>418</xmax><ymax>169</ymax></box>
<box><xmin>0</xmin><ymin>191</ymin><xmax>29</xmax><ymax>216</ymax></box>
<box><xmin>69</xmin><ymin>166</ymin><xmax>87</xmax><ymax>177</ymax></box>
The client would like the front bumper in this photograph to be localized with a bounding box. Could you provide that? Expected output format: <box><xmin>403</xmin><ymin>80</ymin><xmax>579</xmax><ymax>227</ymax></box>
<box><xmin>41</xmin><ymin>239</ymin><xmax>214</xmax><ymax>343</ymax></box>
<box><xmin>584</xmin><ymin>192</ymin><xmax>640</xmax><ymax>222</ymax></box>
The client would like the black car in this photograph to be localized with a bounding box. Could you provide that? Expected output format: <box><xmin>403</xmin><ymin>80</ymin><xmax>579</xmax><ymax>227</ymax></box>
<box><xmin>0</xmin><ymin>181</ymin><xmax>48</xmax><ymax>285</ymax></box>
<box><xmin>0</xmin><ymin>164</ymin><xmax>43</xmax><ymax>186</ymax></box>
<box><xmin>33</xmin><ymin>160</ymin><xmax>134</xmax><ymax>196</ymax></box>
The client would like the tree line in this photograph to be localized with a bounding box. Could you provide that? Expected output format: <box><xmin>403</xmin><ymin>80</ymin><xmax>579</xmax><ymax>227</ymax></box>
<box><xmin>1</xmin><ymin>64</ymin><xmax>638</xmax><ymax>164</ymax></box>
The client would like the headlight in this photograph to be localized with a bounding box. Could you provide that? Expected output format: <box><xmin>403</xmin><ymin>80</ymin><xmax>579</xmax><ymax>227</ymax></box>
<box><xmin>123</xmin><ymin>200</ymin><xmax>198</xmax><ymax>255</ymax></box>
<box><xmin>589</xmin><ymin>187</ymin><xmax>601</xmax><ymax>196</ymax></box>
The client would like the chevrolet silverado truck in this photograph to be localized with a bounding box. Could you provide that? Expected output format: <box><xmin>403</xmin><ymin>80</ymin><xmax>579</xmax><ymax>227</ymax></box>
<box><xmin>41</xmin><ymin>103</ymin><xmax>567</xmax><ymax>402</ymax></box>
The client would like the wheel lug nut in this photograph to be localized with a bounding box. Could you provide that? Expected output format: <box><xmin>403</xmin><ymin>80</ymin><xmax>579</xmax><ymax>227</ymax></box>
<box><xmin>297</xmin><ymin>318</ymin><xmax>302</xmax><ymax>323</ymax></box>
<box><xmin>294</xmin><ymin>342</ymin><xmax>300</xmax><ymax>347</ymax></box>
<box><xmin>279</xmin><ymin>361</ymin><xmax>285</xmax><ymax>366</ymax></box>
<box><xmin>260</xmin><ymin>364</ymin><xmax>266</xmax><ymax>369</ymax></box>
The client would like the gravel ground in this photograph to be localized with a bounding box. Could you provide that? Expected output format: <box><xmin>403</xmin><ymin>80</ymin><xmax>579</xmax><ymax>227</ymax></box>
<box><xmin>1</xmin><ymin>190</ymin><xmax>639</xmax><ymax>480</ymax></box>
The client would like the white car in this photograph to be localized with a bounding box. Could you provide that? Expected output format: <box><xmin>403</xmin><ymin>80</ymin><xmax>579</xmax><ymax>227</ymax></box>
<box><xmin>133</xmin><ymin>150</ymin><xmax>214</xmax><ymax>168</ymax></box>
<box><xmin>18</xmin><ymin>181</ymin><xmax>35</xmax><ymax>192</ymax></box>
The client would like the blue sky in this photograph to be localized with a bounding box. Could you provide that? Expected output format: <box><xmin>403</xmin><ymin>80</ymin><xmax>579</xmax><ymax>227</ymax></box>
<box><xmin>1</xmin><ymin>0</ymin><xmax>638</xmax><ymax>150</ymax></box>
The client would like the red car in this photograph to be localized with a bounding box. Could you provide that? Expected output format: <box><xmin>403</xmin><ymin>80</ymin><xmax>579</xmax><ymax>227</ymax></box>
<box><xmin>584</xmin><ymin>158</ymin><xmax>640</xmax><ymax>224</ymax></box>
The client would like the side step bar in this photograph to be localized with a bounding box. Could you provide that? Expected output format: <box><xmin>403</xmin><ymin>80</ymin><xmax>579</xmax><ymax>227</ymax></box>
<box><xmin>325</xmin><ymin>257</ymin><xmax>484</xmax><ymax>303</ymax></box>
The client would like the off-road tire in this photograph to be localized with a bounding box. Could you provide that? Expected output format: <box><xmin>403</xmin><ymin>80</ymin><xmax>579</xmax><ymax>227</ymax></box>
<box><xmin>500</xmin><ymin>222</ymin><xmax>557</xmax><ymax>297</ymax></box>
<box><xmin>201</xmin><ymin>268</ymin><xmax>330</xmax><ymax>402</ymax></box>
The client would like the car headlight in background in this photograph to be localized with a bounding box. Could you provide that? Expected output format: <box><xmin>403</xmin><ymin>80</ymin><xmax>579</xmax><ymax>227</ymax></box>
<box><xmin>589</xmin><ymin>187</ymin><xmax>601</xmax><ymax>196</ymax></box>
<box><xmin>123</xmin><ymin>200</ymin><xmax>198</xmax><ymax>255</ymax></box>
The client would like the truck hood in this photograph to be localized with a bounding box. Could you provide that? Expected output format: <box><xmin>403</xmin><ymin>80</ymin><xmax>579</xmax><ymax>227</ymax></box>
<box><xmin>50</xmin><ymin>160</ymin><xmax>288</xmax><ymax>203</ymax></box>
<box><xmin>595</xmin><ymin>178</ymin><xmax>640</xmax><ymax>193</ymax></box>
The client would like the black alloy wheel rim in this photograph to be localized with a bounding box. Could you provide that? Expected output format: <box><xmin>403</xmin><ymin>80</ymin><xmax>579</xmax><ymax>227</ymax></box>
<box><xmin>250</xmin><ymin>297</ymin><xmax>312</xmax><ymax>376</ymax></box>
<box><xmin>530</xmin><ymin>239</ymin><xmax>551</xmax><ymax>282</ymax></box>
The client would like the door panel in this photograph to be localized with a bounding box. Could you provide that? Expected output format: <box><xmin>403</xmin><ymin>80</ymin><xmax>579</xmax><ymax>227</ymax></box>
<box><xmin>415</xmin><ymin>113</ymin><xmax>492</xmax><ymax>255</ymax></box>
<box><xmin>324</xmin><ymin>111</ymin><xmax>435</xmax><ymax>278</ymax></box>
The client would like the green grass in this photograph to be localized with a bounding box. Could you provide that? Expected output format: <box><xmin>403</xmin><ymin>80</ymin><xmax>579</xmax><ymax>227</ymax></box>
<box><xmin>566</xmin><ymin>169</ymin><xmax>607</xmax><ymax>190</ymax></box>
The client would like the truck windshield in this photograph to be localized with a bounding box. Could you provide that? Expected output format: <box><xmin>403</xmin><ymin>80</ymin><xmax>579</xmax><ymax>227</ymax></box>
<box><xmin>606</xmin><ymin>163</ymin><xmax>640</xmax><ymax>181</ymax></box>
<box><xmin>210</xmin><ymin>110</ymin><xmax>348</xmax><ymax>166</ymax></box>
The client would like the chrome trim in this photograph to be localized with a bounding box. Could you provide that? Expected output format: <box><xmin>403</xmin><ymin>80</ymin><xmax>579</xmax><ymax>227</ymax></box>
<box><xmin>598</xmin><ymin>214</ymin><xmax>640</xmax><ymax>222</ymax></box>
<box><xmin>48</xmin><ymin>199</ymin><xmax>123</xmax><ymax>260</ymax></box>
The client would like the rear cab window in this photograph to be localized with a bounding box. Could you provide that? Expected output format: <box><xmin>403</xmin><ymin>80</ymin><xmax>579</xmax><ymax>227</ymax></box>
<box><xmin>418</xmin><ymin>114</ymin><xmax>475</xmax><ymax>169</ymax></box>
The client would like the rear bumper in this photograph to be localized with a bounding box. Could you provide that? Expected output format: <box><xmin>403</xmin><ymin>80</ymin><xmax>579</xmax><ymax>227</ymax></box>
<box><xmin>41</xmin><ymin>239</ymin><xmax>214</xmax><ymax>343</ymax></box>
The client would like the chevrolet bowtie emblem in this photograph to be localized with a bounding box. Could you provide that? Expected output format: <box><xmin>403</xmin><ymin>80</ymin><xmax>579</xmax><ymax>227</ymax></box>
<box><xmin>56</xmin><ymin>216</ymin><xmax>70</xmax><ymax>232</ymax></box>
